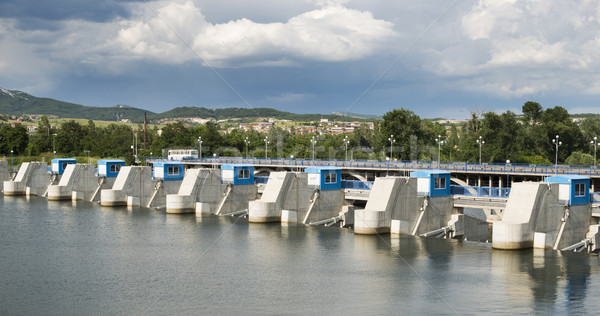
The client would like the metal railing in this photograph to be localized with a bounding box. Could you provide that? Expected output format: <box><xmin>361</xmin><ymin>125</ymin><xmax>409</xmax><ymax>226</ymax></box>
<box><xmin>342</xmin><ymin>180</ymin><xmax>374</xmax><ymax>190</ymax></box>
<box><xmin>147</xmin><ymin>156</ymin><xmax>600</xmax><ymax>177</ymax></box>
<box><xmin>451</xmin><ymin>185</ymin><xmax>511</xmax><ymax>198</ymax></box>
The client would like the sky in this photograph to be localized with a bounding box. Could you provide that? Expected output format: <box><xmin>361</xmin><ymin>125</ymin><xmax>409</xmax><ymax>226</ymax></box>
<box><xmin>1</xmin><ymin>0</ymin><xmax>600</xmax><ymax>119</ymax></box>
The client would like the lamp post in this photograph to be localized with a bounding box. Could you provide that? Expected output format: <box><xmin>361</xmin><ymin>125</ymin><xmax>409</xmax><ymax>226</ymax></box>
<box><xmin>52</xmin><ymin>133</ymin><xmax>57</xmax><ymax>153</ymax></box>
<box><xmin>197</xmin><ymin>136</ymin><xmax>202</xmax><ymax>159</ymax></box>
<box><xmin>84</xmin><ymin>150</ymin><xmax>90</xmax><ymax>164</ymax></box>
<box><xmin>477</xmin><ymin>136</ymin><xmax>485</xmax><ymax>164</ymax></box>
<box><xmin>592</xmin><ymin>136</ymin><xmax>598</xmax><ymax>168</ymax></box>
<box><xmin>388</xmin><ymin>135</ymin><xmax>395</xmax><ymax>160</ymax></box>
<box><xmin>436</xmin><ymin>135</ymin><xmax>445</xmax><ymax>166</ymax></box>
<box><xmin>264</xmin><ymin>136</ymin><xmax>269</xmax><ymax>160</ymax></box>
<box><xmin>552</xmin><ymin>135</ymin><xmax>562</xmax><ymax>174</ymax></box>
<box><xmin>10</xmin><ymin>149</ymin><xmax>13</xmax><ymax>173</ymax></box>
<box><xmin>344</xmin><ymin>136</ymin><xmax>349</xmax><ymax>160</ymax></box>
<box><xmin>244</xmin><ymin>137</ymin><xmax>250</xmax><ymax>158</ymax></box>
<box><xmin>506</xmin><ymin>160</ymin><xmax>510</xmax><ymax>191</ymax></box>
<box><xmin>150</xmin><ymin>152</ymin><xmax>153</xmax><ymax>162</ymax></box>
<box><xmin>311</xmin><ymin>136</ymin><xmax>316</xmax><ymax>160</ymax></box>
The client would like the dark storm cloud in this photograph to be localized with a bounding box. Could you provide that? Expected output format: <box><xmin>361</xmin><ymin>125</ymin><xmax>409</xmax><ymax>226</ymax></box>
<box><xmin>0</xmin><ymin>0</ymin><xmax>141</xmax><ymax>29</ymax></box>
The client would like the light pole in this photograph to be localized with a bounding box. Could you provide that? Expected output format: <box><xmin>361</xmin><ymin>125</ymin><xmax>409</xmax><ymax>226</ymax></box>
<box><xmin>552</xmin><ymin>135</ymin><xmax>562</xmax><ymax>174</ymax></box>
<box><xmin>344</xmin><ymin>135</ymin><xmax>349</xmax><ymax>160</ymax></box>
<box><xmin>10</xmin><ymin>149</ymin><xmax>13</xmax><ymax>173</ymax></box>
<box><xmin>388</xmin><ymin>135</ymin><xmax>395</xmax><ymax>160</ymax></box>
<box><xmin>150</xmin><ymin>152</ymin><xmax>153</xmax><ymax>162</ymax></box>
<box><xmin>506</xmin><ymin>160</ymin><xmax>510</xmax><ymax>190</ymax></box>
<box><xmin>264</xmin><ymin>136</ymin><xmax>269</xmax><ymax>159</ymax></box>
<box><xmin>84</xmin><ymin>150</ymin><xmax>90</xmax><ymax>164</ymax></box>
<box><xmin>52</xmin><ymin>133</ymin><xmax>57</xmax><ymax>153</ymax></box>
<box><xmin>244</xmin><ymin>137</ymin><xmax>250</xmax><ymax>158</ymax></box>
<box><xmin>591</xmin><ymin>136</ymin><xmax>598</xmax><ymax>167</ymax></box>
<box><xmin>311</xmin><ymin>136</ymin><xmax>316</xmax><ymax>160</ymax></box>
<box><xmin>436</xmin><ymin>135</ymin><xmax>445</xmax><ymax>166</ymax></box>
<box><xmin>197</xmin><ymin>136</ymin><xmax>202</xmax><ymax>159</ymax></box>
<box><xmin>477</xmin><ymin>136</ymin><xmax>485</xmax><ymax>164</ymax></box>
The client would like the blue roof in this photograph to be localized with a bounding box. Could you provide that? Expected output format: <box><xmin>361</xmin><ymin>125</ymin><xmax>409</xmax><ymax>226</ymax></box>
<box><xmin>51</xmin><ymin>158</ymin><xmax>76</xmax><ymax>163</ymax></box>
<box><xmin>410</xmin><ymin>169</ymin><xmax>450</xmax><ymax>178</ymax></box>
<box><xmin>545</xmin><ymin>175</ymin><xmax>589</xmax><ymax>183</ymax></box>
<box><xmin>153</xmin><ymin>161</ymin><xmax>183</xmax><ymax>167</ymax></box>
<box><xmin>98</xmin><ymin>159</ymin><xmax>125</xmax><ymax>164</ymax></box>
<box><xmin>221</xmin><ymin>164</ymin><xmax>253</xmax><ymax>169</ymax></box>
<box><xmin>305</xmin><ymin>167</ymin><xmax>341</xmax><ymax>173</ymax></box>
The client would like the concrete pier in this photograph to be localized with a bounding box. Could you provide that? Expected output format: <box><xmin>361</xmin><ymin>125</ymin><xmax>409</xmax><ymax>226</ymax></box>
<box><xmin>3</xmin><ymin>162</ymin><xmax>51</xmax><ymax>196</ymax></box>
<box><xmin>100</xmin><ymin>166</ymin><xmax>153</xmax><ymax>207</ymax></box>
<box><xmin>0</xmin><ymin>160</ymin><xmax>9</xmax><ymax>192</ymax></box>
<box><xmin>47</xmin><ymin>164</ymin><xmax>97</xmax><ymax>201</ymax></box>
<box><xmin>492</xmin><ymin>176</ymin><xmax>594</xmax><ymax>250</ymax></box>
<box><xmin>166</xmin><ymin>168</ymin><xmax>220</xmax><ymax>213</ymax></box>
<box><xmin>248</xmin><ymin>172</ymin><xmax>311</xmax><ymax>223</ymax></box>
<box><xmin>355</xmin><ymin>171</ymin><xmax>455</xmax><ymax>236</ymax></box>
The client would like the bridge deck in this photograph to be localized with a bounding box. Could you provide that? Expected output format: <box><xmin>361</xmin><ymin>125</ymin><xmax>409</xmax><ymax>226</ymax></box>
<box><xmin>157</xmin><ymin>157</ymin><xmax>600</xmax><ymax>178</ymax></box>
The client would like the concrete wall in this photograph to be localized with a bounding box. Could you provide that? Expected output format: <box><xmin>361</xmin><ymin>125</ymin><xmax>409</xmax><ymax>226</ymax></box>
<box><xmin>166</xmin><ymin>168</ymin><xmax>221</xmax><ymax>214</ymax></box>
<box><xmin>4</xmin><ymin>162</ymin><xmax>51</xmax><ymax>196</ymax></box>
<box><xmin>355</xmin><ymin>177</ymin><xmax>406</xmax><ymax>234</ymax></box>
<box><xmin>300</xmin><ymin>189</ymin><xmax>345</xmax><ymax>224</ymax></box>
<box><xmin>47</xmin><ymin>164</ymin><xmax>98</xmax><ymax>201</ymax></box>
<box><xmin>216</xmin><ymin>184</ymin><xmax>258</xmax><ymax>216</ymax></box>
<box><xmin>0</xmin><ymin>160</ymin><xmax>8</xmax><ymax>192</ymax></box>
<box><xmin>492</xmin><ymin>181</ymin><xmax>593</xmax><ymax>250</ymax></box>
<box><xmin>355</xmin><ymin>176</ymin><xmax>454</xmax><ymax>236</ymax></box>
<box><xmin>248</xmin><ymin>172</ymin><xmax>311</xmax><ymax>223</ymax></box>
<box><xmin>492</xmin><ymin>182</ymin><xmax>549</xmax><ymax>249</ymax></box>
<box><xmin>100</xmin><ymin>166</ymin><xmax>154</xmax><ymax>207</ymax></box>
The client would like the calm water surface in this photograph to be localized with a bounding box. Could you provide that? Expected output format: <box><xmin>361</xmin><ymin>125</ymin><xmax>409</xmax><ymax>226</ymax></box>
<box><xmin>1</xmin><ymin>195</ymin><xmax>599</xmax><ymax>315</ymax></box>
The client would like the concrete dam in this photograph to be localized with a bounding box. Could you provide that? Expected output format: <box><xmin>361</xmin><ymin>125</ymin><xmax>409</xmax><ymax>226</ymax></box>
<box><xmin>3</xmin><ymin>158</ymin><xmax>600</xmax><ymax>253</ymax></box>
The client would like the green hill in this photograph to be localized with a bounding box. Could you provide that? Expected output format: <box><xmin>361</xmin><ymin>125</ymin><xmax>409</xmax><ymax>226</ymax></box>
<box><xmin>0</xmin><ymin>88</ymin><xmax>373</xmax><ymax>123</ymax></box>
<box><xmin>0</xmin><ymin>88</ymin><xmax>151</xmax><ymax>121</ymax></box>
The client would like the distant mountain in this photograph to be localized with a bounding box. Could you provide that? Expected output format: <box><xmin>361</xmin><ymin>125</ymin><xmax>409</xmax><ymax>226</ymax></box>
<box><xmin>153</xmin><ymin>106</ymin><xmax>371</xmax><ymax>122</ymax></box>
<box><xmin>331</xmin><ymin>111</ymin><xmax>381</xmax><ymax>119</ymax></box>
<box><xmin>0</xmin><ymin>88</ymin><xmax>374</xmax><ymax>123</ymax></box>
<box><xmin>0</xmin><ymin>88</ymin><xmax>151</xmax><ymax>121</ymax></box>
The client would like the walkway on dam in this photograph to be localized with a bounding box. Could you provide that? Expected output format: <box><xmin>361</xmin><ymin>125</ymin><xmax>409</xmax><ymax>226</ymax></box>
<box><xmin>150</xmin><ymin>156</ymin><xmax>600</xmax><ymax>178</ymax></box>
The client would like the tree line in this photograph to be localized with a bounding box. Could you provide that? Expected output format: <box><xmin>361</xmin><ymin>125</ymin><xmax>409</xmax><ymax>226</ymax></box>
<box><xmin>1</xmin><ymin>101</ymin><xmax>599</xmax><ymax>166</ymax></box>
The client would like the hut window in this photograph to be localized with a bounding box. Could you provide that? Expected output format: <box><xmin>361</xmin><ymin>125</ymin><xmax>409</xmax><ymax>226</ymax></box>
<box><xmin>575</xmin><ymin>183</ymin><xmax>585</xmax><ymax>197</ymax></box>
<box><xmin>434</xmin><ymin>177</ymin><xmax>446</xmax><ymax>190</ymax></box>
<box><xmin>110</xmin><ymin>164</ymin><xmax>121</xmax><ymax>173</ymax></box>
<box><xmin>168</xmin><ymin>166</ymin><xmax>179</xmax><ymax>175</ymax></box>
<box><xmin>238</xmin><ymin>169</ymin><xmax>250</xmax><ymax>179</ymax></box>
<box><xmin>325</xmin><ymin>172</ymin><xmax>337</xmax><ymax>184</ymax></box>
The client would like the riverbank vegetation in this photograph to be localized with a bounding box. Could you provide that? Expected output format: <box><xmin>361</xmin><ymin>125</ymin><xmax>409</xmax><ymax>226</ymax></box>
<box><xmin>1</xmin><ymin>102</ymin><xmax>599</xmax><ymax>166</ymax></box>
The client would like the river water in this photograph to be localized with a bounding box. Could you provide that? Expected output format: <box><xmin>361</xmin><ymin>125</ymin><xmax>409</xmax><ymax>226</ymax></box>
<box><xmin>1</xmin><ymin>195</ymin><xmax>599</xmax><ymax>315</ymax></box>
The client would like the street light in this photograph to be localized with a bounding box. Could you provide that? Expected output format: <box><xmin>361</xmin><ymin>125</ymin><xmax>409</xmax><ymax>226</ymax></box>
<box><xmin>506</xmin><ymin>160</ymin><xmax>510</xmax><ymax>190</ymax></box>
<box><xmin>83</xmin><ymin>150</ymin><xmax>90</xmax><ymax>164</ymax></box>
<box><xmin>477</xmin><ymin>136</ymin><xmax>485</xmax><ymax>164</ymax></box>
<box><xmin>264</xmin><ymin>136</ymin><xmax>269</xmax><ymax>160</ymax></box>
<box><xmin>591</xmin><ymin>136</ymin><xmax>598</xmax><ymax>168</ymax></box>
<box><xmin>244</xmin><ymin>137</ymin><xmax>250</xmax><ymax>158</ymax></box>
<box><xmin>197</xmin><ymin>136</ymin><xmax>203</xmax><ymax>159</ymax></box>
<box><xmin>552</xmin><ymin>135</ymin><xmax>562</xmax><ymax>174</ymax></box>
<box><xmin>388</xmin><ymin>135</ymin><xmax>395</xmax><ymax>160</ymax></box>
<box><xmin>311</xmin><ymin>136</ymin><xmax>316</xmax><ymax>160</ymax></box>
<box><xmin>10</xmin><ymin>149</ymin><xmax>13</xmax><ymax>173</ymax></box>
<box><xmin>343</xmin><ymin>135</ymin><xmax>349</xmax><ymax>160</ymax></box>
<box><xmin>436</xmin><ymin>135</ymin><xmax>445</xmax><ymax>166</ymax></box>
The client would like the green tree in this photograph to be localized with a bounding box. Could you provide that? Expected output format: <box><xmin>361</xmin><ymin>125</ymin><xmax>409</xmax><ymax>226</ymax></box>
<box><xmin>379</xmin><ymin>108</ymin><xmax>424</xmax><ymax>160</ymax></box>
<box><xmin>55</xmin><ymin>120</ymin><xmax>85</xmax><ymax>155</ymax></box>
<box><xmin>565</xmin><ymin>151</ymin><xmax>594</xmax><ymax>166</ymax></box>
<box><xmin>522</xmin><ymin>101</ymin><xmax>542</xmax><ymax>125</ymax></box>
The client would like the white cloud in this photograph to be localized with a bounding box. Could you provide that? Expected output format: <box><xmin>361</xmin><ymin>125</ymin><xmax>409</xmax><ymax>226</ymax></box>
<box><xmin>113</xmin><ymin>0</ymin><xmax>396</xmax><ymax>67</ymax></box>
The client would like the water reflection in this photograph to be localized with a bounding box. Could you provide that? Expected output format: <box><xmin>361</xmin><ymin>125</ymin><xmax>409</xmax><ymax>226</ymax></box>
<box><xmin>0</xmin><ymin>196</ymin><xmax>599</xmax><ymax>315</ymax></box>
